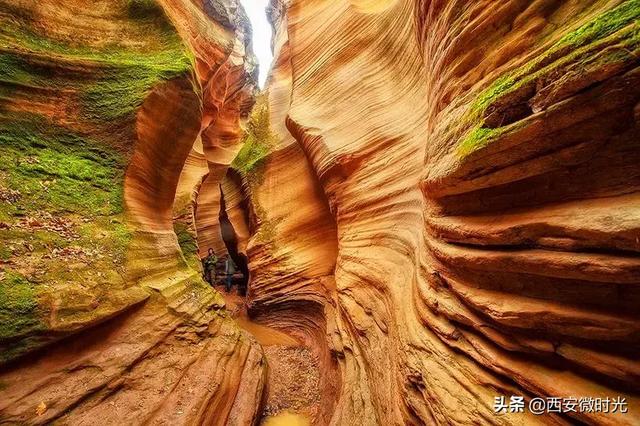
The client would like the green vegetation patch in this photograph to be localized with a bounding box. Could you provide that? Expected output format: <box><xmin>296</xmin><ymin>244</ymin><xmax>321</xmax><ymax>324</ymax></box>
<box><xmin>0</xmin><ymin>0</ymin><xmax>188</xmax><ymax>362</ymax></box>
<box><xmin>0</xmin><ymin>53</ymin><xmax>37</xmax><ymax>88</ymax></box>
<box><xmin>232</xmin><ymin>93</ymin><xmax>277</xmax><ymax>177</ymax></box>
<box><xmin>559</xmin><ymin>0</ymin><xmax>640</xmax><ymax>47</ymax></box>
<box><xmin>82</xmin><ymin>43</ymin><xmax>194</xmax><ymax>121</ymax></box>
<box><xmin>459</xmin><ymin>0</ymin><xmax>640</xmax><ymax>156</ymax></box>
<box><xmin>174</xmin><ymin>221</ymin><xmax>201</xmax><ymax>270</ymax></box>
<box><xmin>0</xmin><ymin>0</ymin><xmax>194</xmax><ymax>122</ymax></box>
<box><xmin>0</xmin><ymin>246</ymin><xmax>11</xmax><ymax>261</ymax></box>
<box><xmin>457</xmin><ymin>126</ymin><xmax>509</xmax><ymax>158</ymax></box>
<box><xmin>0</xmin><ymin>271</ymin><xmax>44</xmax><ymax>341</ymax></box>
<box><xmin>472</xmin><ymin>0</ymin><xmax>640</xmax><ymax>118</ymax></box>
<box><xmin>231</xmin><ymin>93</ymin><xmax>281</xmax><ymax>244</ymax></box>
<box><xmin>174</xmin><ymin>222</ymin><xmax>198</xmax><ymax>257</ymax></box>
<box><xmin>0</xmin><ymin>117</ymin><xmax>125</xmax><ymax>215</ymax></box>
<box><xmin>77</xmin><ymin>216</ymin><xmax>132</xmax><ymax>267</ymax></box>
<box><xmin>0</xmin><ymin>114</ymin><xmax>132</xmax><ymax>354</ymax></box>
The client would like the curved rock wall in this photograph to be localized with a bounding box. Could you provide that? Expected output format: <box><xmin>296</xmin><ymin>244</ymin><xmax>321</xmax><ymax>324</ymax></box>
<box><xmin>0</xmin><ymin>0</ymin><xmax>265</xmax><ymax>424</ymax></box>
<box><xmin>1</xmin><ymin>0</ymin><xmax>639</xmax><ymax>424</ymax></box>
<box><xmin>241</xmin><ymin>0</ymin><xmax>640</xmax><ymax>424</ymax></box>
<box><xmin>417</xmin><ymin>0</ymin><xmax>640</xmax><ymax>424</ymax></box>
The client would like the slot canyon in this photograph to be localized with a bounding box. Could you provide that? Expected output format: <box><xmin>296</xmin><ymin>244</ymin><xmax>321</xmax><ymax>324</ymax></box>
<box><xmin>0</xmin><ymin>0</ymin><xmax>639</xmax><ymax>424</ymax></box>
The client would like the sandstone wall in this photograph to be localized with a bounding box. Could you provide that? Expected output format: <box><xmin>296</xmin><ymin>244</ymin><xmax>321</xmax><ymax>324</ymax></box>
<box><xmin>0</xmin><ymin>1</ymin><xmax>265</xmax><ymax>424</ymax></box>
<box><xmin>240</xmin><ymin>0</ymin><xmax>640</xmax><ymax>424</ymax></box>
<box><xmin>1</xmin><ymin>0</ymin><xmax>639</xmax><ymax>424</ymax></box>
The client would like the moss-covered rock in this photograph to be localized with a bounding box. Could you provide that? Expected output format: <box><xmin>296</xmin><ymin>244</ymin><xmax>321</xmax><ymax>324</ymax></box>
<box><xmin>0</xmin><ymin>271</ymin><xmax>43</xmax><ymax>342</ymax></box>
<box><xmin>457</xmin><ymin>0</ymin><xmax>640</xmax><ymax>157</ymax></box>
<box><xmin>232</xmin><ymin>93</ymin><xmax>277</xmax><ymax>177</ymax></box>
<box><xmin>174</xmin><ymin>221</ymin><xmax>202</xmax><ymax>271</ymax></box>
<box><xmin>0</xmin><ymin>0</ymin><xmax>196</xmax><ymax>363</ymax></box>
<box><xmin>231</xmin><ymin>93</ymin><xmax>281</xmax><ymax>244</ymax></box>
<box><xmin>0</xmin><ymin>1</ymin><xmax>193</xmax><ymax>123</ymax></box>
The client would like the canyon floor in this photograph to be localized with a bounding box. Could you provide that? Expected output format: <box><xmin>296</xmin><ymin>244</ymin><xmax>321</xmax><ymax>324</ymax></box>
<box><xmin>221</xmin><ymin>288</ymin><xmax>320</xmax><ymax>425</ymax></box>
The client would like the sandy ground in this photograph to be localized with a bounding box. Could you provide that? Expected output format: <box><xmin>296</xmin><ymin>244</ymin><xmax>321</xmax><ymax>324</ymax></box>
<box><xmin>215</xmin><ymin>285</ymin><xmax>320</xmax><ymax>423</ymax></box>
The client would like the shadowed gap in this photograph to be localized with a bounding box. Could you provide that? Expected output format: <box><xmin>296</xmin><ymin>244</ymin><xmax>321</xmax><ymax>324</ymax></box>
<box><xmin>219</xmin><ymin>182</ymin><xmax>249</xmax><ymax>293</ymax></box>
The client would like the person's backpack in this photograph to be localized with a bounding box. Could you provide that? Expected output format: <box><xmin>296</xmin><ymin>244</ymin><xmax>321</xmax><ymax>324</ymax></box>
<box><xmin>204</xmin><ymin>254</ymin><xmax>217</xmax><ymax>269</ymax></box>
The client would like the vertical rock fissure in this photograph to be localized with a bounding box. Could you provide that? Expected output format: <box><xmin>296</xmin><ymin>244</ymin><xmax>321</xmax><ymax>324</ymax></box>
<box><xmin>218</xmin><ymin>182</ymin><xmax>249</xmax><ymax>291</ymax></box>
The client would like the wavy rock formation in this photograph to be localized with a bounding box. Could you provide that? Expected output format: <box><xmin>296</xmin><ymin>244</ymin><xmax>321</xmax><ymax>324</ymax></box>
<box><xmin>0</xmin><ymin>0</ymin><xmax>264</xmax><ymax>424</ymax></box>
<box><xmin>230</xmin><ymin>0</ymin><xmax>640</xmax><ymax>424</ymax></box>
<box><xmin>1</xmin><ymin>0</ymin><xmax>639</xmax><ymax>425</ymax></box>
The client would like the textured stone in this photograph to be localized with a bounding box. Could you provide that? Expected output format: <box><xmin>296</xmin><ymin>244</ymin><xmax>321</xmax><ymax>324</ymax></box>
<box><xmin>233</xmin><ymin>0</ymin><xmax>640</xmax><ymax>424</ymax></box>
<box><xmin>1</xmin><ymin>0</ymin><xmax>640</xmax><ymax>424</ymax></box>
<box><xmin>0</xmin><ymin>0</ymin><xmax>263</xmax><ymax>424</ymax></box>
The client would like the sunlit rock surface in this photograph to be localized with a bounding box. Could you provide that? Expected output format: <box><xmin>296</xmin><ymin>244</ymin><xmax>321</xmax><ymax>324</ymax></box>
<box><xmin>0</xmin><ymin>0</ymin><xmax>263</xmax><ymax>424</ymax></box>
<box><xmin>235</xmin><ymin>0</ymin><xmax>640</xmax><ymax>424</ymax></box>
<box><xmin>1</xmin><ymin>0</ymin><xmax>639</xmax><ymax>424</ymax></box>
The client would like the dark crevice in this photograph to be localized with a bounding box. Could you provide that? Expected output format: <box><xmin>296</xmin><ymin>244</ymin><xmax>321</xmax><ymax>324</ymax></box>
<box><xmin>440</xmin><ymin>238</ymin><xmax>640</xmax><ymax>258</ymax></box>
<box><xmin>218</xmin><ymin>182</ymin><xmax>249</xmax><ymax>292</ymax></box>
<box><xmin>483</xmin><ymin>102</ymin><xmax>533</xmax><ymax>128</ymax></box>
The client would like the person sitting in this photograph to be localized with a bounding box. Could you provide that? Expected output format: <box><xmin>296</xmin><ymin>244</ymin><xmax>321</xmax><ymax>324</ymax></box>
<box><xmin>202</xmin><ymin>248</ymin><xmax>217</xmax><ymax>285</ymax></box>
<box><xmin>224</xmin><ymin>256</ymin><xmax>237</xmax><ymax>293</ymax></box>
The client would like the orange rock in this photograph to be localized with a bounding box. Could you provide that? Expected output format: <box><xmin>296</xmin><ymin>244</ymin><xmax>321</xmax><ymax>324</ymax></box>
<box><xmin>237</xmin><ymin>0</ymin><xmax>640</xmax><ymax>424</ymax></box>
<box><xmin>2</xmin><ymin>0</ymin><xmax>639</xmax><ymax>424</ymax></box>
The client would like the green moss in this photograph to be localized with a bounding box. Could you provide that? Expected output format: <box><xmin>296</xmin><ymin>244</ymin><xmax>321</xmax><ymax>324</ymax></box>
<box><xmin>0</xmin><ymin>0</ymin><xmax>191</xmax><ymax>362</ymax></box>
<box><xmin>174</xmin><ymin>223</ymin><xmax>197</xmax><ymax>255</ymax></box>
<box><xmin>255</xmin><ymin>217</ymin><xmax>278</xmax><ymax>243</ymax></box>
<box><xmin>0</xmin><ymin>53</ymin><xmax>36</xmax><ymax>88</ymax></box>
<box><xmin>0</xmin><ymin>271</ymin><xmax>44</xmax><ymax>342</ymax></box>
<box><xmin>232</xmin><ymin>93</ymin><xmax>276</xmax><ymax>176</ymax></box>
<box><xmin>558</xmin><ymin>0</ymin><xmax>640</xmax><ymax>47</ymax></box>
<box><xmin>231</xmin><ymin>93</ymin><xmax>281</xmax><ymax>245</ymax></box>
<box><xmin>0</xmin><ymin>115</ymin><xmax>131</xmax><ymax>348</ymax></box>
<box><xmin>0</xmin><ymin>0</ymin><xmax>194</xmax><ymax>122</ymax></box>
<box><xmin>471</xmin><ymin>1</ymin><xmax>640</xmax><ymax>118</ymax></box>
<box><xmin>0</xmin><ymin>335</ymin><xmax>49</xmax><ymax>364</ymax></box>
<box><xmin>77</xmin><ymin>217</ymin><xmax>132</xmax><ymax>266</ymax></box>
<box><xmin>0</xmin><ymin>117</ymin><xmax>125</xmax><ymax>215</ymax></box>
<box><xmin>82</xmin><ymin>47</ymin><xmax>194</xmax><ymax>121</ymax></box>
<box><xmin>457</xmin><ymin>126</ymin><xmax>502</xmax><ymax>156</ymax></box>
<box><xmin>470</xmin><ymin>74</ymin><xmax>518</xmax><ymax>117</ymax></box>
<box><xmin>32</xmin><ymin>230</ymin><xmax>68</xmax><ymax>249</ymax></box>
<box><xmin>110</xmin><ymin>220</ymin><xmax>134</xmax><ymax>265</ymax></box>
<box><xmin>233</xmin><ymin>133</ymin><xmax>272</xmax><ymax>175</ymax></box>
<box><xmin>459</xmin><ymin>0</ymin><xmax>640</xmax><ymax>157</ymax></box>
<box><xmin>0</xmin><ymin>246</ymin><xmax>11</xmax><ymax>261</ymax></box>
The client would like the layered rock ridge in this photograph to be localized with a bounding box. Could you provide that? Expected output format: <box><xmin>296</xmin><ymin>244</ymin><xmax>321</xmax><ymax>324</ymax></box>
<box><xmin>240</xmin><ymin>0</ymin><xmax>640</xmax><ymax>424</ymax></box>
<box><xmin>1</xmin><ymin>0</ymin><xmax>639</xmax><ymax>424</ymax></box>
<box><xmin>418</xmin><ymin>1</ymin><xmax>640</xmax><ymax>424</ymax></box>
<box><xmin>0</xmin><ymin>0</ymin><xmax>265</xmax><ymax>424</ymax></box>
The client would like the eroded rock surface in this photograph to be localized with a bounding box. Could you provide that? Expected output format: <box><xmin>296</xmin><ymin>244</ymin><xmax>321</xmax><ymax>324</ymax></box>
<box><xmin>232</xmin><ymin>0</ymin><xmax>640</xmax><ymax>424</ymax></box>
<box><xmin>1</xmin><ymin>0</ymin><xmax>639</xmax><ymax>425</ymax></box>
<box><xmin>0</xmin><ymin>0</ymin><xmax>263</xmax><ymax>424</ymax></box>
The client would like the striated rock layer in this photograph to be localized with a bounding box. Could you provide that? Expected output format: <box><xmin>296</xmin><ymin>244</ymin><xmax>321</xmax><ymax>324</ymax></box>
<box><xmin>0</xmin><ymin>0</ymin><xmax>265</xmax><ymax>424</ymax></box>
<box><xmin>1</xmin><ymin>0</ymin><xmax>639</xmax><ymax>424</ymax></box>
<box><xmin>232</xmin><ymin>0</ymin><xmax>640</xmax><ymax>424</ymax></box>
